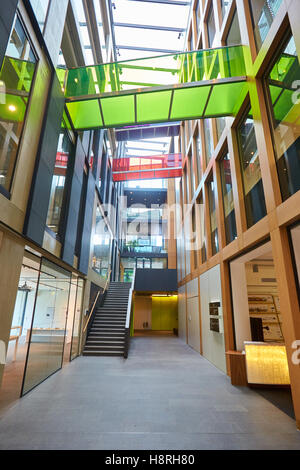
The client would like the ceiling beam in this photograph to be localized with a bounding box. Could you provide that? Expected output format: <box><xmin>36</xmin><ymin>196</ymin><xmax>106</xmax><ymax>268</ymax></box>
<box><xmin>116</xmin><ymin>45</ymin><xmax>181</xmax><ymax>53</ymax></box>
<box><xmin>82</xmin><ymin>0</ymin><xmax>103</xmax><ymax>64</ymax></box>
<box><xmin>127</xmin><ymin>0</ymin><xmax>190</xmax><ymax>5</ymax></box>
<box><xmin>113</xmin><ymin>23</ymin><xmax>185</xmax><ymax>32</ymax></box>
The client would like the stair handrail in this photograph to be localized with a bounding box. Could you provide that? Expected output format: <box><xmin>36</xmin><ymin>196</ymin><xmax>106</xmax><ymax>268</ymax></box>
<box><xmin>83</xmin><ymin>268</ymin><xmax>111</xmax><ymax>333</ymax></box>
<box><xmin>124</xmin><ymin>268</ymin><xmax>136</xmax><ymax>358</ymax></box>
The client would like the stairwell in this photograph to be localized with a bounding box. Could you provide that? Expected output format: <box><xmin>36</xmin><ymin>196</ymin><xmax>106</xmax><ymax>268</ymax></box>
<box><xmin>83</xmin><ymin>282</ymin><xmax>131</xmax><ymax>357</ymax></box>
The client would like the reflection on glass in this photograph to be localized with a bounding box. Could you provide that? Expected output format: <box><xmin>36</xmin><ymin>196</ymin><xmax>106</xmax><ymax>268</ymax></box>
<box><xmin>0</xmin><ymin>17</ymin><xmax>36</xmax><ymax>193</ymax></box>
<box><xmin>192</xmin><ymin>205</ymin><xmax>198</xmax><ymax>269</ymax></box>
<box><xmin>92</xmin><ymin>205</ymin><xmax>112</xmax><ymax>277</ymax></box>
<box><xmin>194</xmin><ymin>132</ymin><xmax>202</xmax><ymax>184</ymax></box>
<box><xmin>250</xmin><ymin>0</ymin><xmax>283</xmax><ymax>50</ymax></box>
<box><xmin>198</xmin><ymin>193</ymin><xmax>207</xmax><ymax>262</ymax></box>
<box><xmin>207</xmin><ymin>175</ymin><xmax>219</xmax><ymax>255</ymax></box>
<box><xmin>225</xmin><ymin>9</ymin><xmax>241</xmax><ymax>46</ymax></box>
<box><xmin>71</xmin><ymin>278</ymin><xmax>83</xmax><ymax>360</ymax></box>
<box><xmin>207</xmin><ymin>3</ymin><xmax>216</xmax><ymax>47</ymax></box>
<box><xmin>221</xmin><ymin>0</ymin><xmax>231</xmax><ymax>19</ymax></box>
<box><xmin>22</xmin><ymin>259</ymin><xmax>71</xmax><ymax>395</ymax></box>
<box><xmin>0</xmin><ymin>254</ymin><xmax>40</xmax><ymax>407</ymax></box>
<box><xmin>237</xmin><ymin>108</ymin><xmax>267</xmax><ymax>228</ymax></box>
<box><xmin>195</xmin><ymin>0</ymin><xmax>200</xmax><ymax>32</ymax></box>
<box><xmin>204</xmin><ymin>119</ymin><xmax>213</xmax><ymax>164</ymax></box>
<box><xmin>220</xmin><ymin>152</ymin><xmax>237</xmax><ymax>244</ymax></box>
<box><xmin>266</xmin><ymin>35</ymin><xmax>300</xmax><ymax>201</ymax></box>
<box><xmin>216</xmin><ymin>117</ymin><xmax>226</xmax><ymax>141</ymax></box>
<box><xmin>29</xmin><ymin>0</ymin><xmax>50</xmax><ymax>32</ymax></box>
<box><xmin>46</xmin><ymin>114</ymin><xmax>75</xmax><ymax>234</ymax></box>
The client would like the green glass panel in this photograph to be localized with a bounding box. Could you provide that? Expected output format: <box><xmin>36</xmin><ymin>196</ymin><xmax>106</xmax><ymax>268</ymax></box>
<box><xmin>0</xmin><ymin>94</ymin><xmax>26</xmax><ymax>122</ymax></box>
<box><xmin>170</xmin><ymin>86</ymin><xmax>211</xmax><ymax>120</ymax></box>
<box><xmin>64</xmin><ymin>46</ymin><xmax>246</xmax><ymax>99</ymax></box>
<box><xmin>56</xmin><ymin>67</ymin><xmax>67</xmax><ymax>90</ymax></box>
<box><xmin>0</xmin><ymin>57</ymin><xmax>35</xmax><ymax>94</ymax></box>
<box><xmin>137</xmin><ymin>90</ymin><xmax>171</xmax><ymax>123</ymax></box>
<box><xmin>273</xmin><ymin>88</ymin><xmax>295</xmax><ymax>122</ymax></box>
<box><xmin>100</xmin><ymin>95</ymin><xmax>135</xmax><ymax>126</ymax></box>
<box><xmin>270</xmin><ymin>54</ymin><xmax>297</xmax><ymax>82</ymax></box>
<box><xmin>66</xmin><ymin>100</ymin><xmax>103</xmax><ymax>129</ymax></box>
<box><xmin>204</xmin><ymin>82</ymin><xmax>245</xmax><ymax>117</ymax></box>
<box><xmin>269</xmin><ymin>84</ymin><xmax>282</xmax><ymax>105</ymax></box>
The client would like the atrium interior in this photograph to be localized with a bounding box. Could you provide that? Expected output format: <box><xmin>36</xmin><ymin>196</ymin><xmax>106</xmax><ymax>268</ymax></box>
<box><xmin>0</xmin><ymin>0</ymin><xmax>300</xmax><ymax>451</ymax></box>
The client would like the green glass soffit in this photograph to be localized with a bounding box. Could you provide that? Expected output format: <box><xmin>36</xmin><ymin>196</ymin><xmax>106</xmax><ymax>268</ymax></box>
<box><xmin>57</xmin><ymin>46</ymin><xmax>249</xmax><ymax>130</ymax></box>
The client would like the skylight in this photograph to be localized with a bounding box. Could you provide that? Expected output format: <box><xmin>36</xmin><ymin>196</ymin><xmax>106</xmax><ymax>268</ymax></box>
<box><xmin>112</xmin><ymin>0</ymin><xmax>191</xmax><ymax>60</ymax></box>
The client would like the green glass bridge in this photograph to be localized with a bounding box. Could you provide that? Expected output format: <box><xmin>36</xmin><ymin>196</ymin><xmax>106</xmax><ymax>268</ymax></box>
<box><xmin>0</xmin><ymin>44</ymin><xmax>297</xmax><ymax>135</ymax></box>
<box><xmin>57</xmin><ymin>45</ymin><xmax>249</xmax><ymax>130</ymax></box>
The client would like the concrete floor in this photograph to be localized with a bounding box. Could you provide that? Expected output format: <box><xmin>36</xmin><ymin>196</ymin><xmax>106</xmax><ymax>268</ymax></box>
<box><xmin>0</xmin><ymin>336</ymin><xmax>299</xmax><ymax>450</ymax></box>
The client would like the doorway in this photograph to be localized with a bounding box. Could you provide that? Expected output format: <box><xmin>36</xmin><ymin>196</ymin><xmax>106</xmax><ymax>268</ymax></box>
<box><xmin>230</xmin><ymin>241</ymin><xmax>294</xmax><ymax>419</ymax></box>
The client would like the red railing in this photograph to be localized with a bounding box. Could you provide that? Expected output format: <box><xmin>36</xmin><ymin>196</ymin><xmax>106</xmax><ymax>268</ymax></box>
<box><xmin>112</xmin><ymin>153</ymin><xmax>183</xmax><ymax>182</ymax></box>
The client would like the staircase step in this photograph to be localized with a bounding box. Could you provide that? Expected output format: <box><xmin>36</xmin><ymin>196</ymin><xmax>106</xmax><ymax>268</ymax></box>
<box><xmin>84</xmin><ymin>345</ymin><xmax>124</xmax><ymax>351</ymax></box>
<box><xmin>83</xmin><ymin>351</ymin><xmax>123</xmax><ymax>357</ymax></box>
<box><xmin>88</xmin><ymin>334</ymin><xmax>125</xmax><ymax>339</ymax></box>
<box><xmin>86</xmin><ymin>340</ymin><xmax>124</xmax><ymax>346</ymax></box>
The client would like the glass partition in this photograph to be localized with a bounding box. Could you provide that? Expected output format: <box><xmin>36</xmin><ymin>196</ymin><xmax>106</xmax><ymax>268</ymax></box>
<box><xmin>207</xmin><ymin>175</ymin><xmax>219</xmax><ymax>255</ymax></box>
<box><xmin>92</xmin><ymin>205</ymin><xmax>112</xmax><ymax>277</ymax></box>
<box><xmin>250</xmin><ymin>0</ymin><xmax>283</xmax><ymax>50</ymax></box>
<box><xmin>237</xmin><ymin>108</ymin><xmax>267</xmax><ymax>228</ymax></box>
<box><xmin>70</xmin><ymin>278</ymin><xmax>84</xmax><ymax>360</ymax></box>
<box><xmin>46</xmin><ymin>113</ymin><xmax>75</xmax><ymax>235</ymax></box>
<box><xmin>265</xmin><ymin>34</ymin><xmax>300</xmax><ymax>201</ymax></box>
<box><xmin>0</xmin><ymin>16</ymin><xmax>36</xmax><ymax>194</ymax></box>
<box><xmin>22</xmin><ymin>259</ymin><xmax>71</xmax><ymax>395</ymax></box>
<box><xmin>219</xmin><ymin>152</ymin><xmax>237</xmax><ymax>244</ymax></box>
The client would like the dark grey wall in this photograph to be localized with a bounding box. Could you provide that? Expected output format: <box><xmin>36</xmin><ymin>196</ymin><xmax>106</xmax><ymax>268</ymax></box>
<box><xmin>61</xmin><ymin>139</ymin><xmax>86</xmax><ymax>265</ymax></box>
<box><xmin>0</xmin><ymin>0</ymin><xmax>18</xmax><ymax>67</ymax></box>
<box><xmin>134</xmin><ymin>269</ymin><xmax>178</xmax><ymax>292</ymax></box>
<box><xmin>78</xmin><ymin>171</ymin><xmax>95</xmax><ymax>274</ymax></box>
<box><xmin>23</xmin><ymin>73</ymin><xmax>65</xmax><ymax>245</ymax></box>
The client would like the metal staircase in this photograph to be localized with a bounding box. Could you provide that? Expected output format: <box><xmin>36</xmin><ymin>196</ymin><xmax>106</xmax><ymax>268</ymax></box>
<box><xmin>83</xmin><ymin>282</ymin><xmax>131</xmax><ymax>357</ymax></box>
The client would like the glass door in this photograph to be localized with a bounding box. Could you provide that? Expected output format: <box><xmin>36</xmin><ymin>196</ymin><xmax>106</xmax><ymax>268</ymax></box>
<box><xmin>70</xmin><ymin>278</ymin><xmax>84</xmax><ymax>360</ymax></box>
<box><xmin>22</xmin><ymin>259</ymin><xmax>71</xmax><ymax>395</ymax></box>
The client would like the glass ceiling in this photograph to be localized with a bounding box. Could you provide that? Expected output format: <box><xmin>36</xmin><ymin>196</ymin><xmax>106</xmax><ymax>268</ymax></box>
<box><xmin>112</xmin><ymin>0</ymin><xmax>191</xmax><ymax>61</ymax></box>
<box><xmin>70</xmin><ymin>0</ymin><xmax>192</xmax><ymax>162</ymax></box>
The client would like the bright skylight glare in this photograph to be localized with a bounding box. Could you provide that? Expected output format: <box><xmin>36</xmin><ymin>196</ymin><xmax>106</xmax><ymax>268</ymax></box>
<box><xmin>112</xmin><ymin>0</ymin><xmax>190</xmax><ymax>61</ymax></box>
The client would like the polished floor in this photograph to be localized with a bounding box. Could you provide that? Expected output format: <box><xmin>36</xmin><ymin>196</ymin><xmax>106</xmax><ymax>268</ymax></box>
<box><xmin>0</xmin><ymin>336</ymin><xmax>299</xmax><ymax>450</ymax></box>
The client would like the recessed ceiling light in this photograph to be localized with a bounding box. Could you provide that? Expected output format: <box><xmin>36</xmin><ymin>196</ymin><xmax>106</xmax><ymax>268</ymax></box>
<box><xmin>8</xmin><ymin>105</ymin><xmax>16</xmax><ymax>112</ymax></box>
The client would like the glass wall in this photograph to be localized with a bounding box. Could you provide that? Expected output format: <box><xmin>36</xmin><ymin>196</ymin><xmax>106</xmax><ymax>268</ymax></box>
<box><xmin>195</xmin><ymin>131</ymin><xmax>202</xmax><ymax>184</ymax></box>
<box><xmin>207</xmin><ymin>3</ymin><xmax>216</xmax><ymax>47</ymax></box>
<box><xmin>265</xmin><ymin>34</ymin><xmax>300</xmax><ymax>201</ymax></box>
<box><xmin>249</xmin><ymin>0</ymin><xmax>283</xmax><ymax>50</ymax></box>
<box><xmin>198</xmin><ymin>193</ymin><xmax>207</xmax><ymax>262</ymax></box>
<box><xmin>216</xmin><ymin>117</ymin><xmax>226</xmax><ymax>141</ymax></box>
<box><xmin>204</xmin><ymin>119</ymin><xmax>213</xmax><ymax>164</ymax></box>
<box><xmin>46</xmin><ymin>113</ymin><xmax>75</xmax><ymax>235</ymax></box>
<box><xmin>237</xmin><ymin>108</ymin><xmax>267</xmax><ymax>228</ymax></box>
<box><xmin>290</xmin><ymin>223</ymin><xmax>300</xmax><ymax>296</ymax></box>
<box><xmin>70</xmin><ymin>277</ymin><xmax>84</xmax><ymax>361</ymax></box>
<box><xmin>219</xmin><ymin>152</ymin><xmax>237</xmax><ymax>244</ymax></box>
<box><xmin>207</xmin><ymin>174</ymin><xmax>219</xmax><ymax>255</ymax></box>
<box><xmin>225</xmin><ymin>9</ymin><xmax>241</xmax><ymax>46</ymax></box>
<box><xmin>22</xmin><ymin>259</ymin><xmax>71</xmax><ymax>395</ymax></box>
<box><xmin>0</xmin><ymin>16</ymin><xmax>36</xmax><ymax>194</ymax></box>
<box><xmin>221</xmin><ymin>0</ymin><xmax>231</xmax><ymax>20</ymax></box>
<box><xmin>92</xmin><ymin>205</ymin><xmax>112</xmax><ymax>277</ymax></box>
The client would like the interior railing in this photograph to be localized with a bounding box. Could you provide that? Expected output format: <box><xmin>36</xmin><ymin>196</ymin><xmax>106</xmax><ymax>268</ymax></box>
<box><xmin>83</xmin><ymin>268</ymin><xmax>112</xmax><ymax>336</ymax></box>
<box><xmin>124</xmin><ymin>268</ymin><xmax>136</xmax><ymax>359</ymax></box>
